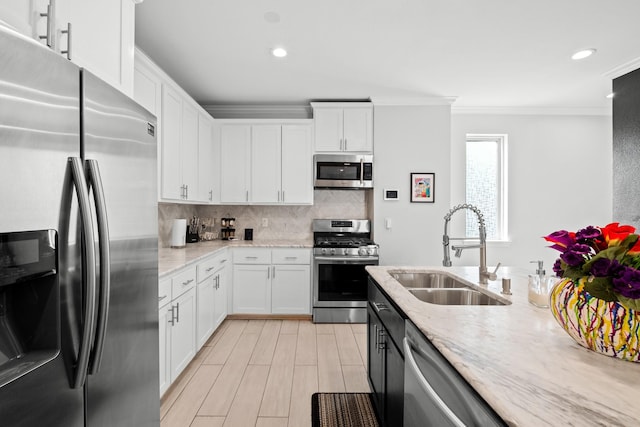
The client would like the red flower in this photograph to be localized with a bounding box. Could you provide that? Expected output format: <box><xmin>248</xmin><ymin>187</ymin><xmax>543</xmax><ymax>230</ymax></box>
<box><xmin>600</xmin><ymin>222</ymin><xmax>636</xmax><ymax>247</ymax></box>
<box><xmin>628</xmin><ymin>239</ymin><xmax>640</xmax><ymax>255</ymax></box>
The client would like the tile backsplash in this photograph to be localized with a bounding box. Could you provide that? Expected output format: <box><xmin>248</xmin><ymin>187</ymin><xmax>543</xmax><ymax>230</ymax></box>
<box><xmin>158</xmin><ymin>189</ymin><xmax>372</xmax><ymax>247</ymax></box>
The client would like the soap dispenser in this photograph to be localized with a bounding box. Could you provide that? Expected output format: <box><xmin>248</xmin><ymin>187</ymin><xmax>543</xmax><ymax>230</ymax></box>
<box><xmin>528</xmin><ymin>260</ymin><xmax>552</xmax><ymax>308</ymax></box>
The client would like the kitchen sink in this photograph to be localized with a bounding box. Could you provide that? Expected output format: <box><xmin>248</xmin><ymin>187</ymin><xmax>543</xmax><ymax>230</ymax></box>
<box><xmin>408</xmin><ymin>288</ymin><xmax>507</xmax><ymax>306</ymax></box>
<box><xmin>390</xmin><ymin>271</ymin><xmax>470</xmax><ymax>289</ymax></box>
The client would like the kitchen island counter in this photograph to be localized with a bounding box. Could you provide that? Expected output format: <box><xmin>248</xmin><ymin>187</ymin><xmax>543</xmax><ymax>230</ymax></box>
<box><xmin>366</xmin><ymin>265</ymin><xmax>640</xmax><ymax>426</ymax></box>
<box><xmin>159</xmin><ymin>239</ymin><xmax>313</xmax><ymax>277</ymax></box>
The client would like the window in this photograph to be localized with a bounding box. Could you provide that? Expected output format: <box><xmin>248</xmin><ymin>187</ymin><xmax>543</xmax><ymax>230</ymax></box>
<box><xmin>465</xmin><ymin>134</ymin><xmax>508</xmax><ymax>241</ymax></box>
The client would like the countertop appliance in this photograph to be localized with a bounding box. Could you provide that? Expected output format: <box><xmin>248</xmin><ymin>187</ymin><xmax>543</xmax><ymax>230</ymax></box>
<box><xmin>312</xmin><ymin>219</ymin><xmax>379</xmax><ymax>323</ymax></box>
<box><xmin>0</xmin><ymin>26</ymin><xmax>159</xmax><ymax>426</ymax></box>
<box><xmin>314</xmin><ymin>154</ymin><xmax>373</xmax><ymax>189</ymax></box>
<box><xmin>403</xmin><ymin>321</ymin><xmax>505</xmax><ymax>427</ymax></box>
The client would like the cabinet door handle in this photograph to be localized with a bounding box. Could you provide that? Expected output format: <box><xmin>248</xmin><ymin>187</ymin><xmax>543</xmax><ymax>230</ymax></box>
<box><xmin>209</xmin><ymin>189</ymin><xmax>213</xmax><ymax>201</ymax></box>
<box><xmin>39</xmin><ymin>3</ymin><xmax>54</xmax><ymax>48</ymax></box>
<box><xmin>272</xmin><ymin>266</ymin><xmax>276</xmax><ymax>278</ymax></box>
<box><xmin>374</xmin><ymin>324</ymin><xmax>379</xmax><ymax>354</ymax></box>
<box><xmin>267</xmin><ymin>267</ymin><xmax>270</xmax><ymax>279</ymax></box>
<box><xmin>175</xmin><ymin>302</ymin><xmax>180</xmax><ymax>323</ymax></box>
<box><xmin>282</xmin><ymin>191</ymin><xmax>285</xmax><ymax>202</ymax></box>
<box><xmin>246</xmin><ymin>190</ymin><xmax>249</xmax><ymax>201</ymax></box>
<box><xmin>168</xmin><ymin>306</ymin><xmax>176</xmax><ymax>326</ymax></box>
<box><xmin>60</xmin><ymin>22</ymin><xmax>72</xmax><ymax>60</ymax></box>
<box><xmin>377</xmin><ymin>329</ymin><xmax>386</xmax><ymax>351</ymax></box>
<box><xmin>344</xmin><ymin>138</ymin><xmax>348</xmax><ymax>151</ymax></box>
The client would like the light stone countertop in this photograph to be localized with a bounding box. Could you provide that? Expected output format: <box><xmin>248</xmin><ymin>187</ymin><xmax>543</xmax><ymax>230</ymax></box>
<box><xmin>366</xmin><ymin>265</ymin><xmax>640</xmax><ymax>427</ymax></box>
<box><xmin>159</xmin><ymin>239</ymin><xmax>313</xmax><ymax>277</ymax></box>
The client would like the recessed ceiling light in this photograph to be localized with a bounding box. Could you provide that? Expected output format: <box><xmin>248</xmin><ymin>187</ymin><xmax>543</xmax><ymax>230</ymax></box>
<box><xmin>264</xmin><ymin>11</ymin><xmax>281</xmax><ymax>23</ymax></box>
<box><xmin>571</xmin><ymin>49</ymin><xmax>597</xmax><ymax>60</ymax></box>
<box><xmin>272</xmin><ymin>47</ymin><xmax>287</xmax><ymax>58</ymax></box>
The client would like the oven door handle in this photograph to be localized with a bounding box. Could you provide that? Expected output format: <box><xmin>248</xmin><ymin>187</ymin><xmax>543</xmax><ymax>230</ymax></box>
<box><xmin>313</xmin><ymin>256</ymin><xmax>379</xmax><ymax>263</ymax></box>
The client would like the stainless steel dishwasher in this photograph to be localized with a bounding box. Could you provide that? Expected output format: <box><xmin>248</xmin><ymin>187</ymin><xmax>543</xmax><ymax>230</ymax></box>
<box><xmin>403</xmin><ymin>321</ymin><xmax>506</xmax><ymax>427</ymax></box>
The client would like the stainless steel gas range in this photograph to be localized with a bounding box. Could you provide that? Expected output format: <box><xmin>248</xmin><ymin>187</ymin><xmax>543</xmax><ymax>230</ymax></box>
<box><xmin>312</xmin><ymin>219</ymin><xmax>379</xmax><ymax>323</ymax></box>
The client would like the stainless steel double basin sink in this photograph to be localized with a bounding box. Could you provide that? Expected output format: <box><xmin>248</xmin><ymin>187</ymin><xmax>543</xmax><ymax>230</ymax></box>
<box><xmin>389</xmin><ymin>271</ymin><xmax>510</xmax><ymax>306</ymax></box>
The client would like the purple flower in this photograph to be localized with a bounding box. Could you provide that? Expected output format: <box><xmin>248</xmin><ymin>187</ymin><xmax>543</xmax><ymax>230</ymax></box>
<box><xmin>612</xmin><ymin>267</ymin><xmax>640</xmax><ymax>299</ymax></box>
<box><xmin>569</xmin><ymin>243</ymin><xmax>592</xmax><ymax>255</ymax></box>
<box><xmin>590</xmin><ymin>258</ymin><xmax>616</xmax><ymax>277</ymax></box>
<box><xmin>560</xmin><ymin>250</ymin><xmax>585</xmax><ymax>267</ymax></box>
<box><xmin>553</xmin><ymin>259</ymin><xmax>564</xmax><ymax>277</ymax></box>
<box><xmin>544</xmin><ymin>230</ymin><xmax>576</xmax><ymax>252</ymax></box>
<box><xmin>576</xmin><ymin>226</ymin><xmax>602</xmax><ymax>241</ymax></box>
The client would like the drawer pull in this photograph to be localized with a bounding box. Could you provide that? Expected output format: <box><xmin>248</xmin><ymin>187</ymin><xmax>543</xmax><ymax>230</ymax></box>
<box><xmin>245</xmin><ymin>256</ymin><xmax>258</xmax><ymax>260</ymax></box>
<box><xmin>206</xmin><ymin>266</ymin><xmax>215</xmax><ymax>272</ymax></box>
<box><xmin>285</xmin><ymin>256</ymin><xmax>298</xmax><ymax>260</ymax></box>
<box><xmin>182</xmin><ymin>279</ymin><xmax>194</xmax><ymax>286</ymax></box>
<box><xmin>372</xmin><ymin>302</ymin><xmax>388</xmax><ymax>313</ymax></box>
<box><xmin>158</xmin><ymin>295</ymin><xmax>168</xmax><ymax>302</ymax></box>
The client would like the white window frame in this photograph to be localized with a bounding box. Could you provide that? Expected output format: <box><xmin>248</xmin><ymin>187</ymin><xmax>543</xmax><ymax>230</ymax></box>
<box><xmin>465</xmin><ymin>134</ymin><xmax>509</xmax><ymax>242</ymax></box>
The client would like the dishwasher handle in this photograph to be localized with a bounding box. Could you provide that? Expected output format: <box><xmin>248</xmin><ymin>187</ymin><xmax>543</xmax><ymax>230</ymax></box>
<box><xmin>403</xmin><ymin>337</ymin><xmax>466</xmax><ymax>427</ymax></box>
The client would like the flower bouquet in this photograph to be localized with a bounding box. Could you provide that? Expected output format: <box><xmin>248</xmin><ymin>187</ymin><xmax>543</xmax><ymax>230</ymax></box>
<box><xmin>544</xmin><ymin>223</ymin><xmax>640</xmax><ymax>362</ymax></box>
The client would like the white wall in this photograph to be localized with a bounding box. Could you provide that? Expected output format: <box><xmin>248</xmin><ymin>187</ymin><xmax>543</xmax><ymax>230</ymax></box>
<box><xmin>450</xmin><ymin>112</ymin><xmax>612</xmax><ymax>272</ymax></box>
<box><xmin>373</xmin><ymin>104</ymin><xmax>452</xmax><ymax>266</ymax></box>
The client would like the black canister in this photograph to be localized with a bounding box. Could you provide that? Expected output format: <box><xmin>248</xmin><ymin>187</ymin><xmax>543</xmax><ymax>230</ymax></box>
<box><xmin>244</xmin><ymin>228</ymin><xmax>253</xmax><ymax>241</ymax></box>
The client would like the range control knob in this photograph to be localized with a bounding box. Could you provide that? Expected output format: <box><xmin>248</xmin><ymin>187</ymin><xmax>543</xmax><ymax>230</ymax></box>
<box><xmin>321</xmin><ymin>248</ymin><xmax>327</xmax><ymax>255</ymax></box>
<box><xmin>342</xmin><ymin>248</ymin><xmax>348</xmax><ymax>255</ymax></box>
<box><xmin>358</xmin><ymin>247</ymin><xmax>367</xmax><ymax>256</ymax></box>
<box><xmin>330</xmin><ymin>248</ymin><xmax>336</xmax><ymax>255</ymax></box>
<box><xmin>368</xmin><ymin>248</ymin><xmax>375</xmax><ymax>255</ymax></box>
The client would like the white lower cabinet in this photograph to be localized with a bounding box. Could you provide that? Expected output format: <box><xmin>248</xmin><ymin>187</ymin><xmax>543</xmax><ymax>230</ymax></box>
<box><xmin>232</xmin><ymin>264</ymin><xmax>271</xmax><ymax>314</ymax></box>
<box><xmin>272</xmin><ymin>264</ymin><xmax>311</xmax><ymax>314</ymax></box>
<box><xmin>158</xmin><ymin>265</ymin><xmax>197</xmax><ymax>397</ymax></box>
<box><xmin>158</xmin><ymin>277</ymin><xmax>171</xmax><ymax>397</ymax></box>
<box><xmin>232</xmin><ymin>248</ymin><xmax>311</xmax><ymax>315</ymax></box>
<box><xmin>169</xmin><ymin>287</ymin><xmax>197</xmax><ymax>381</ymax></box>
<box><xmin>196</xmin><ymin>251</ymin><xmax>229</xmax><ymax>349</ymax></box>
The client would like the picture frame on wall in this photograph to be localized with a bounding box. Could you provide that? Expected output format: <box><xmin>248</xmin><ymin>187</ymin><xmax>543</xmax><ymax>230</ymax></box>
<box><xmin>410</xmin><ymin>173</ymin><xmax>435</xmax><ymax>203</ymax></box>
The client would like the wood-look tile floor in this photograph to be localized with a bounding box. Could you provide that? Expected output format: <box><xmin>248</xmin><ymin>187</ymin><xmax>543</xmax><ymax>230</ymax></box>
<box><xmin>160</xmin><ymin>319</ymin><xmax>370</xmax><ymax>427</ymax></box>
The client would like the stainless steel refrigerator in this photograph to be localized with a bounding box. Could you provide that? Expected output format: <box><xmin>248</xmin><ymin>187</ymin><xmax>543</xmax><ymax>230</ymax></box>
<box><xmin>0</xmin><ymin>25</ymin><xmax>159</xmax><ymax>426</ymax></box>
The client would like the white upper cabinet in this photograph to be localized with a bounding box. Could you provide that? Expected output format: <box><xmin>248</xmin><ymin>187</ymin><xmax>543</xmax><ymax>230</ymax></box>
<box><xmin>181</xmin><ymin>101</ymin><xmax>199</xmax><ymax>200</ymax></box>
<box><xmin>218</xmin><ymin>120</ymin><xmax>313</xmax><ymax>205</ymax></box>
<box><xmin>161</xmin><ymin>85</ymin><xmax>183</xmax><ymax>200</ymax></box>
<box><xmin>219</xmin><ymin>125</ymin><xmax>251</xmax><ymax>203</ymax></box>
<box><xmin>2</xmin><ymin>0</ymin><xmax>135</xmax><ymax>96</ymax></box>
<box><xmin>198</xmin><ymin>112</ymin><xmax>219</xmax><ymax>203</ymax></box>
<box><xmin>281</xmin><ymin>125</ymin><xmax>313</xmax><ymax>204</ymax></box>
<box><xmin>311</xmin><ymin>102</ymin><xmax>373</xmax><ymax>153</ymax></box>
<box><xmin>251</xmin><ymin>125</ymin><xmax>282</xmax><ymax>204</ymax></box>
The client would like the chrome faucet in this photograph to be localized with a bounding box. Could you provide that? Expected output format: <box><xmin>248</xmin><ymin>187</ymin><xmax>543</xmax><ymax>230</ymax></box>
<box><xmin>442</xmin><ymin>203</ymin><xmax>500</xmax><ymax>285</ymax></box>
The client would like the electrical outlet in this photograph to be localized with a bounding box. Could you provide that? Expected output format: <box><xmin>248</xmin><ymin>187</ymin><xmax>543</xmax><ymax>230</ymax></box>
<box><xmin>262</xmin><ymin>218</ymin><xmax>269</xmax><ymax>227</ymax></box>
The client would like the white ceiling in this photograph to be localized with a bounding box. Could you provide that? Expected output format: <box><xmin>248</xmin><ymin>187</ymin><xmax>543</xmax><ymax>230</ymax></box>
<box><xmin>135</xmin><ymin>0</ymin><xmax>640</xmax><ymax>111</ymax></box>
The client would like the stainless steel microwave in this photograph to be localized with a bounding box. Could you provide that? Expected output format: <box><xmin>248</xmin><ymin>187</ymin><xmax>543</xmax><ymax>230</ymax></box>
<box><xmin>314</xmin><ymin>154</ymin><xmax>373</xmax><ymax>189</ymax></box>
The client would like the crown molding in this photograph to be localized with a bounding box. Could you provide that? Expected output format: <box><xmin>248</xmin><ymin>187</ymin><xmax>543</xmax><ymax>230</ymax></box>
<box><xmin>603</xmin><ymin>57</ymin><xmax>640</xmax><ymax>80</ymax></box>
<box><xmin>370</xmin><ymin>96</ymin><xmax>457</xmax><ymax>106</ymax></box>
<box><xmin>451</xmin><ymin>105</ymin><xmax>611</xmax><ymax>116</ymax></box>
<box><xmin>203</xmin><ymin>104</ymin><xmax>312</xmax><ymax>119</ymax></box>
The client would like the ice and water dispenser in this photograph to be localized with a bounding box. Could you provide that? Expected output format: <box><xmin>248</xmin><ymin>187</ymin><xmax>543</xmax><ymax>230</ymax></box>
<box><xmin>0</xmin><ymin>230</ymin><xmax>59</xmax><ymax>387</ymax></box>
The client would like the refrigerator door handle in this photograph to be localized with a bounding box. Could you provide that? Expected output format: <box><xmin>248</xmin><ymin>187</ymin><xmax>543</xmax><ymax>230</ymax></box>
<box><xmin>86</xmin><ymin>159</ymin><xmax>111</xmax><ymax>375</ymax></box>
<box><xmin>69</xmin><ymin>157</ymin><xmax>98</xmax><ymax>389</ymax></box>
